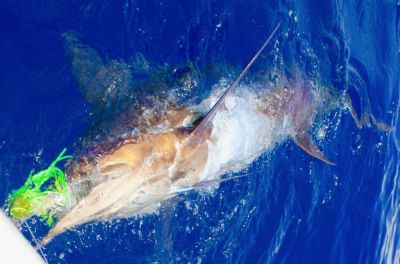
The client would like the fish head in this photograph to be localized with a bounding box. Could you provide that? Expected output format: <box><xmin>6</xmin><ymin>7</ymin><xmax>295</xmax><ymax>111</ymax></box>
<box><xmin>66</xmin><ymin>155</ymin><xmax>96</xmax><ymax>180</ymax></box>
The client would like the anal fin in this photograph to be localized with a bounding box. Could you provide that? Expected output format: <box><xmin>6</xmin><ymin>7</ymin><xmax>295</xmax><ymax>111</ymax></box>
<box><xmin>294</xmin><ymin>133</ymin><xmax>336</xmax><ymax>166</ymax></box>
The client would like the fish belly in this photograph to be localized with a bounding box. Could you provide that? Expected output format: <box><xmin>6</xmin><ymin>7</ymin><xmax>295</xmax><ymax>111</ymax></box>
<box><xmin>198</xmin><ymin>93</ymin><xmax>287</xmax><ymax>182</ymax></box>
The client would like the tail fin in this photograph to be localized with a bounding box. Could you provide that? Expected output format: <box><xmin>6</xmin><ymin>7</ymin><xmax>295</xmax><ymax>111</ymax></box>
<box><xmin>344</xmin><ymin>92</ymin><xmax>391</xmax><ymax>132</ymax></box>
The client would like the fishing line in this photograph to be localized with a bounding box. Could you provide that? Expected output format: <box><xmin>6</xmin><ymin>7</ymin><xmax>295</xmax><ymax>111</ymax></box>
<box><xmin>23</xmin><ymin>220</ymin><xmax>48</xmax><ymax>264</ymax></box>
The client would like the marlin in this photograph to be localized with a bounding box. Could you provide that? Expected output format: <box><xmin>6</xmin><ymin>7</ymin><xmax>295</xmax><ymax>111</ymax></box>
<box><xmin>7</xmin><ymin>23</ymin><xmax>388</xmax><ymax>246</ymax></box>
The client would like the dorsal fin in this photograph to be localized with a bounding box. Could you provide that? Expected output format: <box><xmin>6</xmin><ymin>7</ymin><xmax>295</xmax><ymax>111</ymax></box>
<box><xmin>188</xmin><ymin>22</ymin><xmax>281</xmax><ymax>146</ymax></box>
<box><xmin>294</xmin><ymin>133</ymin><xmax>336</xmax><ymax>166</ymax></box>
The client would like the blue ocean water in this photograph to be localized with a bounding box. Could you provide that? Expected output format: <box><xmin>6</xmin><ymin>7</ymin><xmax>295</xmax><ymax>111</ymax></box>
<box><xmin>0</xmin><ymin>0</ymin><xmax>399</xmax><ymax>263</ymax></box>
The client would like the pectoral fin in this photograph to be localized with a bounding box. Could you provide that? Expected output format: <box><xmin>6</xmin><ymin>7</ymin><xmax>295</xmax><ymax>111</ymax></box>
<box><xmin>294</xmin><ymin>133</ymin><xmax>335</xmax><ymax>166</ymax></box>
<box><xmin>171</xmin><ymin>173</ymin><xmax>249</xmax><ymax>194</ymax></box>
<box><xmin>193</xmin><ymin>173</ymin><xmax>249</xmax><ymax>188</ymax></box>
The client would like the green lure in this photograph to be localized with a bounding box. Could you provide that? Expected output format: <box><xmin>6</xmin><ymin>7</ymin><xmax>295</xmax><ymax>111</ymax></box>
<box><xmin>8</xmin><ymin>148</ymin><xmax>72</xmax><ymax>226</ymax></box>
